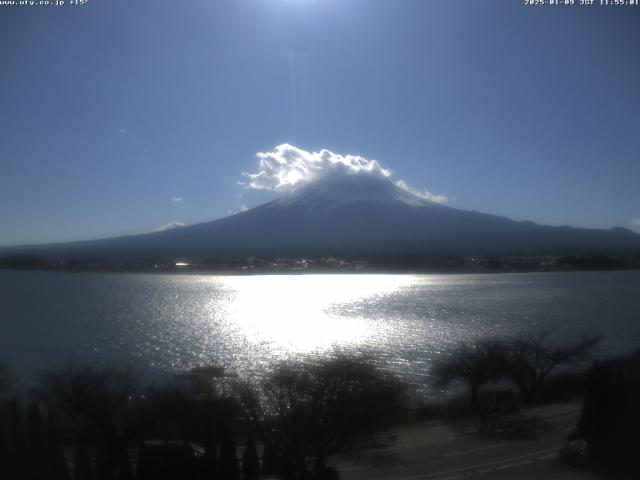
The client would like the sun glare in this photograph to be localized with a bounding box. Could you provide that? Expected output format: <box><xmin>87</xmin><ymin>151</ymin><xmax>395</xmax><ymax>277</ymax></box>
<box><xmin>220</xmin><ymin>274</ymin><xmax>413</xmax><ymax>354</ymax></box>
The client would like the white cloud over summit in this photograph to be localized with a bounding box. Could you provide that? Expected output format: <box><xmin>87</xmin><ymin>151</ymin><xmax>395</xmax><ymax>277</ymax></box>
<box><xmin>243</xmin><ymin>144</ymin><xmax>390</xmax><ymax>191</ymax></box>
<box><xmin>242</xmin><ymin>144</ymin><xmax>448</xmax><ymax>204</ymax></box>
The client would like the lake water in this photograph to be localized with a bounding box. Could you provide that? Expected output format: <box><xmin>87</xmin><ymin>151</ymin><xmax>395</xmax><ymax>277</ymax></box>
<box><xmin>1</xmin><ymin>270</ymin><xmax>639</xmax><ymax>388</ymax></box>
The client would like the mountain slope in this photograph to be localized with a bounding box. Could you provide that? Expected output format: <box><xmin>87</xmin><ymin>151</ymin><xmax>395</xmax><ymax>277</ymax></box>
<box><xmin>3</xmin><ymin>173</ymin><xmax>640</xmax><ymax>260</ymax></box>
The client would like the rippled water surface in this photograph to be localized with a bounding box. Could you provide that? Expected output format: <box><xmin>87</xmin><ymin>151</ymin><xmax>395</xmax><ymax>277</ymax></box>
<box><xmin>1</xmin><ymin>270</ymin><xmax>639</xmax><ymax>385</ymax></box>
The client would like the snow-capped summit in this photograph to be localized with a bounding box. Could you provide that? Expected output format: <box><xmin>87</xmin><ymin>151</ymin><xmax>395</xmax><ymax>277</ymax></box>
<box><xmin>274</xmin><ymin>171</ymin><xmax>443</xmax><ymax>211</ymax></box>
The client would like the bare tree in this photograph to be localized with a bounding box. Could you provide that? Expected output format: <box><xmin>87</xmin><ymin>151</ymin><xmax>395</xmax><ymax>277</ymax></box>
<box><xmin>505</xmin><ymin>330</ymin><xmax>601</xmax><ymax>403</ymax></box>
<box><xmin>242</xmin><ymin>353</ymin><xmax>406</xmax><ymax>478</ymax></box>
<box><xmin>37</xmin><ymin>363</ymin><xmax>160</xmax><ymax>480</ymax></box>
<box><xmin>433</xmin><ymin>332</ymin><xmax>601</xmax><ymax>411</ymax></box>
<box><xmin>431</xmin><ymin>340</ymin><xmax>508</xmax><ymax>415</ymax></box>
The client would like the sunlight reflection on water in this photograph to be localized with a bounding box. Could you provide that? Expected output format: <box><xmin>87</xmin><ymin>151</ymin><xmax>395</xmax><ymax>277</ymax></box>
<box><xmin>224</xmin><ymin>274</ymin><xmax>409</xmax><ymax>352</ymax></box>
<box><xmin>2</xmin><ymin>270</ymin><xmax>640</xmax><ymax>389</ymax></box>
<box><xmin>157</xmin><ymin>274</ymin><xmax>422</xmax><ymax>381</ymax></box>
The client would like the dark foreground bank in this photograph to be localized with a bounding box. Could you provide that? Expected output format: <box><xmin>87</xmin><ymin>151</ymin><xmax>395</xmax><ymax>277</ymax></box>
<box><xmin>0</xmin><ymin>334</ymin><xmax>639</xmax><ymax>480</ymax></box>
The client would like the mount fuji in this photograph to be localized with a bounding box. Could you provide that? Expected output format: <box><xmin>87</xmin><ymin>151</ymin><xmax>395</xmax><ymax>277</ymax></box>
<box><xmin>3</xmin><ymin>172</ymin><xmax>640</xmax><ymax>261</ymax></box>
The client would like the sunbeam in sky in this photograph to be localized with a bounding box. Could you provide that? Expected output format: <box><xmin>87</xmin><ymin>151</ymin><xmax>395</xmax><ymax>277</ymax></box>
<box><xmin>1</xmin><ymin>1</ymin><xmax>639</xmax><ymax>246</ymax></box>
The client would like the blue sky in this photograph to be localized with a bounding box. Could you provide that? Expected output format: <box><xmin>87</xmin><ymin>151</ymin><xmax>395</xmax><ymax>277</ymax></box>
<box><xmin>1</xmin><ymin>0</ymin><xmax>639</xmax><ymax>246</ymax></box>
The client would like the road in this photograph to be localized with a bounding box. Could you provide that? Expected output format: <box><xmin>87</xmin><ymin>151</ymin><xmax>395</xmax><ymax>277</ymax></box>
<box><xmin>330</xmin><ymin>403</ymin><xmax>598</xmax><ymax>480</ymax></box>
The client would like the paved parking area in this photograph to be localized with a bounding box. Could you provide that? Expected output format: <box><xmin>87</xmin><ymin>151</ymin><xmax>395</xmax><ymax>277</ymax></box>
<box><xmin>331</xmin><ymin>403</ymin><xmax>599</xmax><ymax>480</ymax></box>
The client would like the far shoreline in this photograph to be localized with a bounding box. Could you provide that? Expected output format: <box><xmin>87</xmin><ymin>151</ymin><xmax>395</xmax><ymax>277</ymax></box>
<box><xmin>2</xmin><ymin>265</ymin><xmax>639</xmax><ymax>277</ymax></box>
